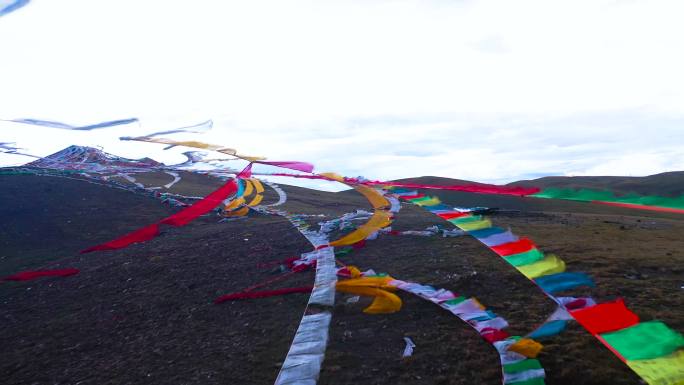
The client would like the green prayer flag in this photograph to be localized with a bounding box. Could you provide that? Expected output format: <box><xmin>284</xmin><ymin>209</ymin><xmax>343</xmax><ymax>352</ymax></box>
<box><xmin>504</xmin><ymin>248</ymin><xmax>545</xmax><ymax>266</ymax></box>
<box><xmin>504</xmin><ymin>359</ymin><xmax>543</xmax><ymax>374</ymax></box>
<box><xmin>601</xmin><ymin>321</ymin><xmax>684</xmax><ymax>360</ymax></box>
<box><xmin>532</xmin><ymin>188</ymin><xmax>684</xmax><ymax>210</ymax></box>
<box><xmin>449</xmin><ymin>215</ymin><xmax>482</xmax><ymax>224</ymax></box>
<box><xmin>506</xmin><ymin>378</ymin><xmax>545</xmax><ymax>385</ymax></box>
<box><xmin>443</xmin><ymin>296</ymin><xmax>466</xmax><ymax>306</ymax></box>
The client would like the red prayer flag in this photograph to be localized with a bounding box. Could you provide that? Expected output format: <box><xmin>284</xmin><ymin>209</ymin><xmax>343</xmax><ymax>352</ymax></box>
<box><xmin>81</xmin><ymin>224</ymin><xmax>160</xmax><ymax>253</ymax></box>
<box><xmin>4</xmin><ymin>268</ymin><xmax>79</xmax><ymax>281</ymax></box>
<box><xmin>480</xmin><ymin>327</ymin><xmax>510</xmax><ymax>343</ymax></box>
<box><xmin>490</xmin><ymin>237</ymin><xmax>536</xmax><ymax>256</ymax></box>
<box><xmin>399</xmin><ymin>194</ymin><xmax>425</xmax><ymax>200</ymax></box>
<box><xmin>570</xmin><ymin>298</ymin><xmax>640</xmax><ymax>335</ymax></box>
<box><xmin>160</xmin><ymin>179</ymin><xmax>238</xmax><ymax>226</ymax></box>
<box><xmin>214</xmin><ymin>286</ymin><xmax>313</xmax><ymax>303</ymax></box>
<box><xmin>82</xmin><ymin>179</ymin><xmax>238</xmax><ymax>253</ymax></box>
<box><xmin>437</xmin><ymin>212</ymin><xmax>470</xmax><ymax>220</ymax></box>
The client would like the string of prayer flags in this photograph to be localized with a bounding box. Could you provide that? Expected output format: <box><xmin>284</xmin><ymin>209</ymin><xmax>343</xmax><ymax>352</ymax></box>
<box><xmin>392</xmin><ymin>188</ymin><xmax>683</xmax><ymax>385</ymax></box>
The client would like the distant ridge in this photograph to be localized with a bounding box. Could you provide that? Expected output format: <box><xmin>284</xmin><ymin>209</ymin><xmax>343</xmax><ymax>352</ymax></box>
<box><xmin>397</xmin><ymin>172</ymin><xmax>684</xmax><ymax>198</ymax></box>
<box><xmin>511</xmin><ymin>172</ymin><xmax>684</xmax><ymax>197</ymax></box>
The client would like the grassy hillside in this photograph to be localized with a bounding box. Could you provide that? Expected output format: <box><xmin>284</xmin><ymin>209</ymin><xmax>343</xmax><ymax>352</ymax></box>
<box><xmin>1</xmin><ymin>172</ymin><xmax>682</xmax><ymax>385</ymax></box>
<box><xmin>513</xmin><ymin>171</ymin><xmax>684</xmax><ymax>197</ymax></box>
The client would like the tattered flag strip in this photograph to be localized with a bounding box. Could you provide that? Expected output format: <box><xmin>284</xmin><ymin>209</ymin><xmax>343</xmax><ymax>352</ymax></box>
<box><xmin>402</xmin><ymin>337</ymin><xmax>416</xmax><ymax>357</ymax></box>
<box><xmin>531</xmin><ymin>187</ymin><xmax>684</xmax><ymax>213</ymax></box>
<box><xmin>6</xmin><ymin>117</ymin><xmax>139</xmax><ymax>130</ymax></box>
<box><xmin>570</xmin><ymin>298</ymin><xmax>640</xmax><ymax>335</ymax></box>
<box><xmin>274</xmin><ymin>312</ymin><xmax>332</xmax><ymax>385</ymax></box>
<box><xmin>3</xmin><ymin>268</ymin><xmax>79</xmax><ymax>281</ymax></box>
<box><xmin>0</xmin><ymin>142</ymin><xmax>39</xmax><ymax>158</ymax></box>
<box><xmin>140</xmin><ymin>120</ymin><xmax>213</xmax><ymax>138</ymax></box>
<box><xmin>81</xmin><ymin>178</ymin><xmax>238</xmax><ymax>252</ymax></box>
<box><xmin>214</xmin><ymin>286</ymin><xmax>313</xmax><ymax>303</ymax></box>
<box><xmin>0</xmin><ymin>0</ymin><xmax>29</xmax><ymax>17</ymax></box>
<box><xmin>119</xmin><ymin>135</ymin><xmax>266</xmax><ymax>161</ymax></box>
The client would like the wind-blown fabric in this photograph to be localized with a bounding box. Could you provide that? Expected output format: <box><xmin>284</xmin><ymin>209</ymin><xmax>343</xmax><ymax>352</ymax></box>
<box><xmin>320</xmin><ymin>172</ymin><xmax>390</xmax><ymax>209</ymax></box>
<box><xmin>626</xmin><ymin>350</ymin><xmax>684</xmax><ymax>385</ymax></box>
<box><xmin>533</xmin><ymin>272</ymin><xmax>595</xmax><ymax>294</ymax></box>
<box><xmin>81</xmin><ymin>223</ymin><xmax>161</xmax><ymax>252</ymax></box>
<box><xmin>516</xmin><ymin>254</ymin><xmax>566</xmax><ymax>279</ymax></box>
<box><xmin>478</xmin><ymin>230</ymin><xmax>519</xmax><ymax>247</ymax></box>
<box><xmin>531</xmin><ymin>187</ymin><xmax>684</xmax><ymax>213</ymax></box>
<box><xmin>335</xmin><ymin>276</ymin><xmax>402</xmax><ymax>314</ymax></box>
<box><xmin>0</xmin><ymin>0</ymin><xmax>29</xmax><ymax>17</ymax></box>
<box><xmin>528</xmin><ymin>320</ymin><xmax>568</xmax><ymax>340</ymax></box>
<box><xmin>214</xmin><ymin>286</ymin><xmax>313</xmax><ymax>303</ymax></box>
<box><xmin>3</xmin><ymin>268</ymin><xmax>79</xmax><ymax>281</ymax></box>
<box><xmin>593</xmin><ymin>201</ymin><xmax>684</xmax><ymax>214</ymax></box>
<box><xmin>491</xmin><ymin>238</ymin><xmax>536</xmax><ymax>256</ymax></box>
<box><xmin>161</xmin><ymin>179</ymin><xmax>239</xmax><ymax>226</ymax></box>
<box><xmin>256</xmin><ymin>161</ymin><xmax>314</xmax><ymax>174</ymax></box>
<box><xmin>504</xmin><ymin>249</ymin><xmax>545</xmax><ymax>266</ymax></box>
<box><xmin>570</xmin><ymin>299</ymin><xmax>640</xmax><ymax>335</ymax></box>
<box><xmin>7</xmin><ymin>117</ymin><xmax>138</xmax><ymax>130</ymax></box>
<box><xmin>0</xmin><ymin>142</ymin><xmax>38</xmax><ymax>158</ymax></box>
<box><xmin>82</xmin><ymin>179</ymin><xmax>238</xmax><ymax>252</ymax></box>
<box><xmin>247</xmin><ymin>194</ymin><xmax>264</xmax><ymax>207</ymax></box>
<box><xmin>141</xmin><ymin>120</ymin><xmax>213</xmax><ymax>138</ymax></box>
<box><xmin>601</xmin><ymin>321</ymin><xmax>684</xmax><ymax>361</ymax></box>
<box><xmin>119</xmin><ymin>136</ymin><xmax>266</xmax><ymax>161</ymax></box>
<box><xmin>329</xmin><ymin>211</ymin><xmax>392</xmax><ymax>246</ymax></box>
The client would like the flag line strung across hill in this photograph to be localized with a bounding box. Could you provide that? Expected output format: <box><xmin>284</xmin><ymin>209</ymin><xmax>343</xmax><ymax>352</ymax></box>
<box><xmin>391</xmin><ymin>187</ymin><xmax>684</xmax><ymax>385</ymax></box>
<box><xmin>259</xmin><ymin>172</ymin><xmax>684</xmax><ymax>214</ymax></box>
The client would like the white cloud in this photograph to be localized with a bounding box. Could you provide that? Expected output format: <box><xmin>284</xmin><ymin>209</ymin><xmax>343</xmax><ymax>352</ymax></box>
<box><xmin>1</xmin><ymin>0</ymin><xmax>683</xmax><ymax>191</ymax></box>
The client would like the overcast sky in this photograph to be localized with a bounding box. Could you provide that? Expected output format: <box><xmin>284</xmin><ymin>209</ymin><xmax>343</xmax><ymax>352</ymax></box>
<box><xmin>1</xmin><ymin>0</ymin><xmax>683</xmax><ymax>190</ymax></box>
